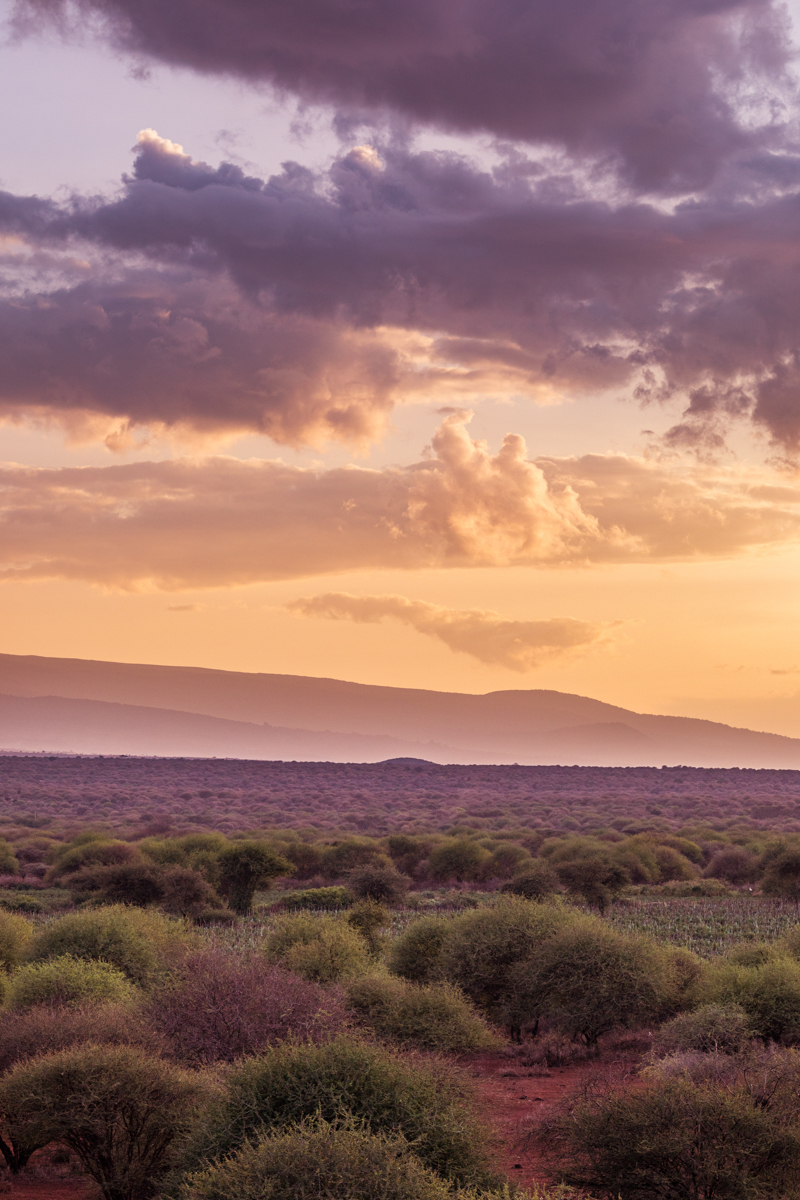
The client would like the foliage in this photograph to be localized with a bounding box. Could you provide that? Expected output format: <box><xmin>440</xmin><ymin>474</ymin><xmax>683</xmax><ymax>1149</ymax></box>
<box><xmin>0</xmin><ymin>1043</ymin><xmax>215</xmax><ymax>1200</ymax></box>
<box><xmin>538</xmin><ymin>1074</ymin><xmax>800</xmax><ymax>1199</ymax></box>
<box><xmin>146</xmin><ymin>947</ymin><xmax>348</xmax><ymax>1065</ymax></box>
<box><xmin>6</xmin><ymin>954</ymin><xmax>137</xmax><ymax>1010</ymax></box>
<box><xmin>345</xmin><ymin>975</ymin><xmax>501</xmax><ymax>1052</ymax></box>
<box><xmin>0</xmin><ymin>1002</ymin><xmax>164</xmax><ymax>1073</ymax></box>
<box><xmin>275</xmin><ymin>885</ymin><xmax>354</xmax><ymax>911</ymax></box>
<box><xmin>217</xmin><ymin>842</ymin><xmax>292</xmax><ymax>915</ymax></box>
<box><xmin>26</xmin><ymin>905</ymin><xmax>193</xmax><ymax>987</ymax></box>
<box><xmin>47</xmin><ymin>838</ymin><xmax>139</xmax><ymax>882</ymax></box>
<box><xmin>67</xmin><ymin>861</ymin><xmax>166</xmax><ymax>906</ymax></box>
<box><xmin>0</xmin><ymin>840</ymin><xmax>19</xmax><ymax>876</ymax></box>
<box><xmin>501</xmin><ymin>863</ymin><xmax>559</xmax><ymax>901</ymax></box>
<box><xmin>183</xmin><ymin>1036</ymin><xmax>497</xmax><ymax>1190</ymax></box>
<box><xmin>554</xmin><ymin>857</ymin><xmax>630</xmax><ymax>914</ymax></box>
<box><xmin>179</xmin><ymin>1118</ymin><xmax>455</xmax><ymax>1200</ymax></box>
<box><xmin>321</xmin><ymin>840</ymin><xmax>391</xmax><ymax>880</ymax></box>
<box><xmin>437</xmin><ymin>898</ymin><xmax>576</xmax><ymax>1026</ymax></box>
<box><xmin>507</xmin><ymin>920</ymin><xmax>675</xmax><ymax>1044</ymax></box>
<box><xmin>347</xmin><ymin>899</ymin><xmax>391</xmax><ymax>954</ymax></box>
<box><xmin>0</xmin><ymin>910</ymin><xmax>33</xmax><ymax>972</ymax></box>
<box><xmin>694</xmin><ymin>955</ymin><xmax>800</xmax><ymax>1043</ymax></box>
<box><xmin>427</xmin><ymin>839</ymin><xmax>489</xmax><ymax>884</ymax></box>
<box><xmin>348</xmin><ymin>864</ymin><xmax>410</xmax><ymax>905</ymax></box>
<box><xmin>762</xmin><ymin>849</ymin><xmax>800</xmax><ymax>900</ymax></box>
<box><xmin>387</xmin><ymin>916</ymin><xmax>453</xmax><ymax>984</ymax></box>
<box><xmin>652</xmin><ymin>1004</ymin><xmax>754</xmax><ymax>1056</ymax></box>
<box><xmin>265</xmin><ymin>913</ymin><xmax>371</xmax><ymax>982</ymax></box>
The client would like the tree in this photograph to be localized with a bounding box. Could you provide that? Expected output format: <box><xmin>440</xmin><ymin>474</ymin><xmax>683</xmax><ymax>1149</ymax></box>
<box><xmin>554</xmin><ymin>857</ymin><xmax>630</xmax><ymax>914</ymax></box>
<box><xmin>0</xmin><ymin>1044</ymin><xmax>214</xmax><ymax>1200</ymax></box>
<box><xmin>427</xmin><ymin>839</ymin><xmax>489</xmax><ymax>883</ymax></box>
<box><xmin>67</xmin><ymin>862</ymin><xmax>165</xmax><ymax>907</ymax></box>
<box><xmin>762</xmin><ymin>849</ymin><xmax>800</xmax><ymax>900</ymax></box>
<box><xmin>216</xmin><ymin>842</ymin><xmax>292</xmax><ymax>914</ymax></box>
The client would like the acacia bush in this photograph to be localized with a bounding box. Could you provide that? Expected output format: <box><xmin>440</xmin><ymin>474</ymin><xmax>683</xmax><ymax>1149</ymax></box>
<box><xmin>0</xmin><ymin>910</ymin><xmax>33</xmax><ymax>972</ymax></box>
<box><xmin>694</xmin><ymin>956</ymin><xmax>800</xmax><ymax>1043</ymax></box>
<box><xmin>501</xmin><ymin>862</ymin><xmax>560</xmax><ymax>901</ymax></box>
<box><xmin>345</xmin><ymin>976</ymin><xmax>500</xmax><ymax>1052</ymax></box>
<box><xmin>347</xmin><ymin>864</ymin><xmax>409</xmax><ymax>905</ymax></box>
<box><xmin>265</xmin><ymin>913</ymin><xmax>371</xmax><ymax>983</ymax></box>
<box><xmin>146</xmin><ymin>947</ymin><xmax>348</xmax><ymax>1065</ymax></box>
<box><xmin>387</xmin><ymin>916</ymin><xmax>453</xmax><ymax>984</ymax></box>
<box><xmin>26</xmin><ymin>905</ymin><xmax>193</xmax><ymax>987</ymax></box>
<box><xmin>179</xmin><ymin>1118</ymin><xmax>455</xmax><ymax>1200</ymax></box>
<box><xmin>652</xmin><ymin>1004</ymin><xmax>754</xmax><ymax>1056</ymax></box>
<box><xmin>67</xmin><ymin>861</ymin><xmax>166</xmax><ymax>907</ymax></box>
<box><xmin>217</xmin><ymin>842</ymin><xmax>292</xmax><ymax>915</ymax></box>
<box><xmin>436</xmin><ymin>898</ymin><xmax>576</xmax><ymax>1028</ymax></box>
<box><xmin>0</xmin><ymin>1043</ymin><xmax>215</xmax><ymax>1200</ymax></box>
<box><xmin>7</xmin><ymin>955</ymin><xmax>137</xmax><ymax>1010</ymax></box>
<box><xmin>181</xmin><ymin>1036</ymin><xmax>497</xmax><ymax>1190</ymax></box>
<box><xmin>507</xmin><ymin>921</ymin><xmax>675</xmax><ymax>1045</ymax></box>
<box><xmin>0</xmin><ymin>1003</ymin><xmax>164</xmax><ymax>1072</ymax></box>
<box><xmin>46</xmin><ymin>837</ymin><xmax>139</xmax><ymax>883</ymax></box>
<box><xmin>538</xmin><ymin>1074</ymin><xmax>800</xmax><ymax>1199</ymax></box>
<box><xmin>273</xmin><ymin>885</ymin><xmax>354</xmax><ymax>911</ymax></box>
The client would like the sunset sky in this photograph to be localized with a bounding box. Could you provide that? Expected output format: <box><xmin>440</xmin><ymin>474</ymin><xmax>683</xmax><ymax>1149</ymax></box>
<box><xmin>5</xmin><ymin>0</ymin><xmax>800</xmax><ymax>735</ymax></box>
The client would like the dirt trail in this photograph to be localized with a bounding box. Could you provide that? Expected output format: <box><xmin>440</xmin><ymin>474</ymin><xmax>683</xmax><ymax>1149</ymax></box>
<box><xmin>464</xmin><ymin>1050</ymin><xmax>636</xmax><ymax>1190</ymax></box>
<box><xmin>7</xmin><ymin>1183</ymin><xmax>90</xmax><ymax>1199</ymax></box>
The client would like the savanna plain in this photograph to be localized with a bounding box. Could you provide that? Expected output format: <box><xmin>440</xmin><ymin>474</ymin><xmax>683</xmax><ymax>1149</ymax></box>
<box><xmin>2</xmin><ymin>756</ymin><xmax>800</xmax><ymax>1200</ymax></box>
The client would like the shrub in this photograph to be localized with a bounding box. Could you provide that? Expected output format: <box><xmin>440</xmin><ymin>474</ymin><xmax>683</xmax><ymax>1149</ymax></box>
<box><xmin>427</xmin><ymin>839</ymin><xmax>489</xmax><ymax>884</ymax></box>
<box><xmin>653</xmin><ymin>1005</ymin><xmax>754</xmax><ymax>1056</ymax></box>
<box><xmin>554</xmin><ymin>857</ymin><xmax>630</xmax><ymax>913</ymax></box>
<box><xmin>265</xmin><ymin>914</ymin><xmax>371</xmax><ymax>983</ymax></box>
<box><xmin>346</xmin><ymin>976</ymin><xmax>500</xmax><ymax>1052</ymax></box>
<box><xmin>704</xmin><ymin>846</ymin><xmax>760</xmax><ymax>885</ymax></box>
<box><xmin>183</xmin><ymin>1037</ymin><xmax>497</xmax><ymax>1190</ymax></box>
<box><xmin>47</xmin><ymin>838</ymin><xmax>138</xmax><ymax>882</ymax></box>
<box><xmin>0</xmin><ymin>1043</ymin><xmax>215</xmax><ymax>1200</ymax></box>
<box><xmin>695</xmin><ymin>956</ymin><xmax>800</xmax><ymax>1043</ymax></box>
<box><xmin>321</xmin><ymin>840</ymin><xmax>390</xmax><ymax>880</ymax></box>
<box><xmin>348</xmin><ymin>864</ymin><xmax>409</xmax><ymax>905</ymax></box>
<box><xmin>385</xmin><ymin>835</ymin><xmax>431</xmax><ymax>878</ymax></box>
<box><xmin>67</xmin><ymin>861</ymin><xmax>166</xmax><ymax>907</ymax></box>
<box><xmin>0</xmin><ymin>911</ymin><xmax>33</xmax><ymax>972</ymax></box>
<box><xmin>26</xmin><ymin>905</ymin><xmax>193</xmax><ymax>987</ymax></box>
<box><xmin>437</xmin><ymin>898</ymin><xmax>576</xmax><ymax>1028</ymax></box>
<box><xmin>275</xmin><ymin>885</ymin><xmax>354</xmax><ymax>911</ymax></box>
<box><xmin>347</xmin><ymin>899</ymin><xmax>390</xmax><ymax>954</ymax></box>
<box><xmin>501</xmin><ymin>863</ymin><xmax>559</xmax><ymax>901</ymax></box>
<box><xmin>538</xmin><ymin>1075</ymin><xmax>800</xmax><ymax>1199</ymax></box>
<box><xmin>278</xmin><ymin>841</ymin><xmax>324</xmax><ymax>880</ymax></box>
<box><xmin>0</xmin><ymin>1002</ymin><xmax>164</xmax><ymax>1073</ymax></box>
<box><xmin>508</xmin><ymin>921</ymin><xmax>675</xmax><ymax>1045</ymax></box>
<box><xmin>0</xmin><ymin>840</ymin><xmax>19</xmax><ymax>876</ymax></box>
<box><xmin>7</xmin><ymin>955</ymin><xmax>137</xmax><ymax>1010</ymax></box>
<box><xmin>160</xmin><ymin>867</ymin><xmax>222</xmax><ymax>919</ymax></box>
<box><xmin>387</xmin><ymin>917</ymin><xmax>453</xmax><ymax>984</ymax></box>
<box><xmin>146</xmin><ymin>947</ymin><xmax>348</xmax><ymax>1065</ymax></box>
<box><xmin>762</xmin><ymin>849</ymin><xmax>800</xmax><ymax>899</ymax></box>
<box><xmin>180</xmin><ymin>1118</ymin><xmax>455</xmax><ymax>1200</ymax></box>
<box><xmin>217</xmin><ymin>842</ymin><xmax>292</xmax><ymax>915</ymax></box>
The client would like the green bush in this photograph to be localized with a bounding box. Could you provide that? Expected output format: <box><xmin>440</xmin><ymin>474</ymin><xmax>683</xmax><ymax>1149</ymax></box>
<box><xmin>387</xmin><ymin>916</ymin><xmax>453</xmax><ymax>984</ymax></box>
<box><xmin>321</xmin><ymin>840</ymin><xmax>390</xmax><ymax>880</ymax></box>
<box><xmin>347</xmin><ymin>899</ymin><xmax>390</xmax><ymax>954</ymax></box>
<box><xmin>508</xmin><ymin>920</ymin><xmax>675</xmax><ymax>1045</ymax></box>
<box><xmin>762</xmin><ymin>849</ymin><xmax>800</xmax><ymax>900</ymax></box>
<box><xmin>427</xmin><ymin>839</ymin><xmax>489</xmax><ymax>884</ymax></box>
<box><xmin>0</xmin><ymin>838</ymin><xmax>19</xmax><ymax>875</ymax></box>
<box><xmin>538</xmin><ymin>1075</ymin><xmax>800</xmax><ymax>1199</ymax></box>
<box><xmin>179</xmin><ymin>1118</ymin><xmax>453</xmax><ymax>1200</ymax></box>
<box><xmin>265</xmin><ymin>914</ymin><xmax>371</xmax><ymax>982</ymax></box>
<box><xmin>67</xmin><ymin>861</ymin><xmax>166</xmax><ymax>907</ymax></box>
<box><xmin>26</xmin><ymin>905</ymin><xmax>193</xmax><ymax>987</ymax></box>
<box><xmin>501</xmin><ymin>862</ymin><xmax>559</xmax><ymax>901</ymax></box>
<box><xmin>276</xmin><ymin>886</ymin><xmax>354</xmax><ymax>911</ymax></box>
<box><xmin>0</xmin><ymin>910</ymin><xmax>33</xmax><ymax>972</ymax></box>
<box><xmin>346</xmin><ymin>976</ymin><xmax>500</xmax><ymax>1052</ymax></box>
<box><xmin>653</xmin><ymin>1004</ymin><xmax>754</xmax><ymax>1056</ymax></box>
<box><xmin>7</xmin><ymin>955</ymin><xmax>137</xmax><ymax>1010</ymax></box>
<box><xmin>182</xmin><ymin>1036</ymin><xmax>497</xmax><ymax>1190</ymax></box>
<box><xmin>553</xmin><ymin>857</ymin><xmax>630</xmax><ymax>913</ymax></box>
<box><xmin>47</xmin><ymin>838</ymin><xmax>139</xmax><ymax>882</ymax></box>
<box><xmin>437</xmin><ymin>897</ymin><xmax>576</xmax><ymax>1027</ymax></box>
<box><xmin>0</xmin><ymin>1043</ymin><xmax>214</xmax><ymax>1199</ymax></box>
<box><xmin>695</xmin><ymin>956</ymin><xmax>800</xmax><ymax>1043</ymax></box>
<box><xmin>217</xmin><ymin>842</ymin><xmax>292</xmax><ymax>915</ymax></box>
<box><xmin>348</xmin><ymin>864</ymin><xmax>409</xmax><ymax>905</ymax></box>
<box><xmin>0</xmin><ymin>1002</ymin><xmax>163</xmax><ymax>1073</ymax></box>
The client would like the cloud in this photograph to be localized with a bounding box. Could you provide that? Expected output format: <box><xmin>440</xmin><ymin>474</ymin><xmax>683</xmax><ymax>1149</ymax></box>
<box><xmin>14</xmin><ymin>0</ymin><xmax>791</xmax><ymax>194</ymax></box>
<box><xmin>2</xmin><ymin>412</ymin><xmax>800</xmax><ymax>590</ymax></box>
<box><xmin>9</xmin><ymin>130</ymin><xmax>800</xmax><ymax>450</ymax></box>
<box><xmin>286</xmin><ymin>591</ymin><xmax>615</xmax><ymax>670</ymax></box>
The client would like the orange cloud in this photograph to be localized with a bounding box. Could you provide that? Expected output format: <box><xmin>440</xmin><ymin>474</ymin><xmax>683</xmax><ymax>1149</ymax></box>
<box><xmin>1</xmin><ymin>413</ymin><xmax>800</xmax><ymax>590</ymax></box>
<box><xmin>287</xmin><ymin>592</ymin><xmax>616</xmax><ymax>670</ymax></box>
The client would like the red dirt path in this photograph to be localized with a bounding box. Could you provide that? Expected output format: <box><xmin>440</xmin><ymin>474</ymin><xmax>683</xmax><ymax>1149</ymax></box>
<box><xmin>6</xmin><ymin>1183</ymin><xmax>90</xmax><ymax>1199</ymax></box>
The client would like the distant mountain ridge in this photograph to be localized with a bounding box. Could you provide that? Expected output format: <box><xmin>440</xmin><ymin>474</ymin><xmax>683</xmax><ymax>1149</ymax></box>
<box><xmin>1</xmin><ymin>652</ymin><xmax>800</xmax><ymax>767</ymax></box>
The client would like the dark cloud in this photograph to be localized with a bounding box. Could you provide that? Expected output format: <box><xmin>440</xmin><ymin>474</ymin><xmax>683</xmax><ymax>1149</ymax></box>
<box><xmin>5</xmin><ymin>129</ymin><xmax>800</xmax><ymax>448</ymax></box>
<box><xmin>14</xmin><ymin>0</ymin><xmax>792</xmax><ymax>193</ymax></box>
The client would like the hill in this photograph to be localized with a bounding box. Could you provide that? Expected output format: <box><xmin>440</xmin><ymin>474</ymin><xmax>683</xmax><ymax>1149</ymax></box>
<box><xmin>1</xmin><ymin>653</ymin><xmax>800</xmax><ymax>767</ymax></box>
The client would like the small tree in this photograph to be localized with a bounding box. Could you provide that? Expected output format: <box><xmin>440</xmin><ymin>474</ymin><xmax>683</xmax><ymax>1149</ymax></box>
<box><xmin>67</xmin><ymin>862</ymin><xmax>165</xmax><ymax>907</ymax></box>
<box><xmin>217</xmin><ymin>842</ymin><xmax>292</xmax><ymax>914</ymax></box>
<box><xmin>762</xmin><ymin>849</ymin><xmax>800</xmax><ymax>900</ymax></box>
<box><xmin>348</xmin><ymin>864</ymin><xmax>409</xmax><ymax>906</ymax></box>
<box><xmin>388</xmin><ymin>917</ymin><xmax>453</xmax><ymax>984</ymax></box>
<box><xmin>554</xmin><ymin>857</ymin><xmax>630</xmax><ymax>914</ymax></box>
<box><xmin>427</xmin><ymin>839</ymin><xmax>489</xmax><ymax>884</ymax></box>
<box><xmin>0</xmin><ymin>1043</ymin><xmax>215</xmax><ymax>1200</ymax></box>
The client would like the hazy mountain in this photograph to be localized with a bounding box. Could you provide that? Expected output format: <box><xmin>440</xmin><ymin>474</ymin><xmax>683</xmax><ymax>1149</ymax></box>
<box><xmin>2</xmin><ymin>652</ymin><xmax>800</xmax><ymax>767</ymax></box>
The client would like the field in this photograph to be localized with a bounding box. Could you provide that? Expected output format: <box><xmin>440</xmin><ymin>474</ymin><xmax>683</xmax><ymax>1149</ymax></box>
<box><xmin>4</xmin><ymin>755</ymin><xmax>800</xmax><ymax>834</ymax></box>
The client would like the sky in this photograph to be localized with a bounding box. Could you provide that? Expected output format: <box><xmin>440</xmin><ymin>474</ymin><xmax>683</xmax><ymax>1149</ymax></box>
<box><xmin>6</xmin><ymin>0</ymin><xmax>800</xmax><ymax>734</ymax></box>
